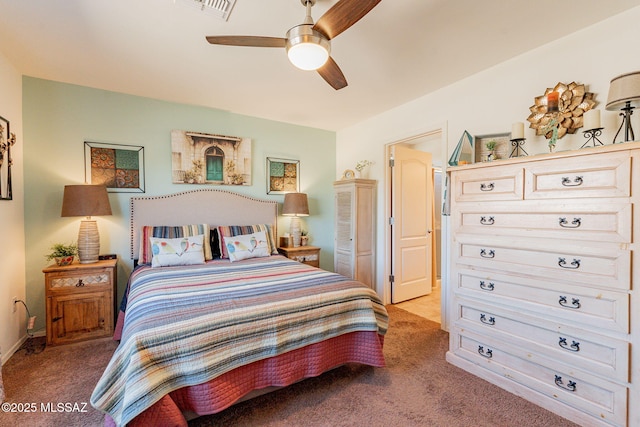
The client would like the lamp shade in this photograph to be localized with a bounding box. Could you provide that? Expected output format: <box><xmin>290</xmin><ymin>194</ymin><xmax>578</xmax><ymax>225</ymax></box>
<box><xmin>282</xmin><ymin>192</ymin><xmax>309</xmax><ymax>216</ymax></box>
<box><xmin>61</xmin><ymin>185</ymin><xmax>112</xmax><ymax>217</ymax></box>
<box><xmin>606</xmin><ymin>71</ymin><xmax>640</xmax><ymax>110</ymax></box>
<box><xmin>61</xmin><ymin>185</ymin><xmax>112</xmax><ymax>264</ymax></box>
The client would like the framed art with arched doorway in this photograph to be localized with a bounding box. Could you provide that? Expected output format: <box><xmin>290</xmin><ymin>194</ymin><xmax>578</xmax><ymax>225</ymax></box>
<box><xmin>171</xmin><ymin>130</ymin><xmax>252</xmax><ymax>186</ymax></box>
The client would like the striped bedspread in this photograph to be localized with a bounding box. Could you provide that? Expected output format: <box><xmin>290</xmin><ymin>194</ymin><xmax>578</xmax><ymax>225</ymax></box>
<box><xmin>91</xmin><ymin>255</ymin><xmax>388</xmax><ymax>426</ymax></box>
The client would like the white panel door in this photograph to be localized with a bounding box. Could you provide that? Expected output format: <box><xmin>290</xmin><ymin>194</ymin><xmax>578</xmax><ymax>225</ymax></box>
<box><xmin>391</xmin><ymin>145</ymin><xmax>433</xmax><ymax>303</ymax></box>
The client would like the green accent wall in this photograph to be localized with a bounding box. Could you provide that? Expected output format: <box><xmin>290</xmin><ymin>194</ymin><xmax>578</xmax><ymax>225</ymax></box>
<box><xmin>23</xmin><ymin>77</ymin><xmax>336</xmax><ymax>333</ymax></box>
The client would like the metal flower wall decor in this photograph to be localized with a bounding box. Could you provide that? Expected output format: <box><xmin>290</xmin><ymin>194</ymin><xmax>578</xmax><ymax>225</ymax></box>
<box><xmin>527</xmin><ymin>82</ymin><xmax>596</xmax><ymax>140</ymax></box>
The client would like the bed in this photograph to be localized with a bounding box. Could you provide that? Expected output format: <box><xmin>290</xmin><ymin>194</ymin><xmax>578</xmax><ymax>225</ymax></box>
<box><xmin>90</xmin><ymin>189</ymin><xmax>388</xmax><ymax>426</ymax></box>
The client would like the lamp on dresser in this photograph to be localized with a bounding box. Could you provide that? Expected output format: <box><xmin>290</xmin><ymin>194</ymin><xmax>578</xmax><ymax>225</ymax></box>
<box><xmin>61</xmin><ymin>184</ymin><xmax>112</xmax><ymax>264</ymax></box>
<box><xmin>606</xmin><ymin>70</ymin><xmax>640</xmax><ymax>143</ymax></box>
<box><xmin>282</xmin><ymin>192</ymin><xmax>309</xmax><ymax>247</ymax></box>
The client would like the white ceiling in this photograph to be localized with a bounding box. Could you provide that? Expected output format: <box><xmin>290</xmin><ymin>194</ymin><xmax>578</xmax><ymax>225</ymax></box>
<box><xmin>1</xmin><ymin>0</ymin><xmax>639</xmax><ymax>131</ymax></box>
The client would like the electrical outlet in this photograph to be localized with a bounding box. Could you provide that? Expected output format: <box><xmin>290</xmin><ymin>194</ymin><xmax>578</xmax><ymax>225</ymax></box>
<box><xmin>12</xmin><ymin>296</ymin><xmax>18</xmax><ymax>313</ymax></box>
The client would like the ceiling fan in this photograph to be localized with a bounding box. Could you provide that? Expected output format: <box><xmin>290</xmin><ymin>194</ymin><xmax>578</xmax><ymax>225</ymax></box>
<box><xmin>206</xmin><ymin>0</ymin><xmax>381</xmax><ymax>90</ymax></box>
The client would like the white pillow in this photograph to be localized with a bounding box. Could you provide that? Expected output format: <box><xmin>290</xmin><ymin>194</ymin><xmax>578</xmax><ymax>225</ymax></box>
<box><xmin>150</xmin><ymin>234</ymin><xmax>205</xmax><ymax>268</ymax></box>
<box><xmin>223</xmin><ymin>231</ymin><xmax>270</xmax><ymax>262</ymax></box>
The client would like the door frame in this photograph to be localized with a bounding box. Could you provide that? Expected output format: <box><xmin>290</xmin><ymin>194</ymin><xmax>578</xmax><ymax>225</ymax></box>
<box><xmin>383</xmin><ymin>123</ymin><xmax>450</xmax><ymax>331</ymax></box>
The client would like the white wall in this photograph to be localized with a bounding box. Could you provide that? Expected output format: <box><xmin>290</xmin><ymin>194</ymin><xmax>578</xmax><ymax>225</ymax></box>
<box><xmin>0</xmin><ymin>51</ymin><xmax>25</xmax><ymax>364</ymax></box>
<box><xmin>336</xmin><ymin>7</ymin><xmax>640</xmax><ymax>311</ymax></box>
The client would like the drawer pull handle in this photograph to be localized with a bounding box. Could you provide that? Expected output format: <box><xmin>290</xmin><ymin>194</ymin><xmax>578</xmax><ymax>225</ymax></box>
<box><xmin>554</xmin><ymin>375</ymin><xmax>577</xmax><ymax>392</ymax></box>
<box><xmin>76</xmin><ymin>279</ymin><xmax>85</xmax><ymax>287</ymax></box>
<box><xmin>480</xmin><ymin>314</ymin><xmax>495</xmax><ymax>325</ymax></box>
<box><xmin>558</xmin><ymin>296</ymin><xmax>581</xmax><ymax>309</ymax></box>
<box><xmin>558</xmin><ymin>337</ymin><xmax>580</xmax><ymax>352</ymax></box>
<box><xmin>480</xmin><ymin>249</ymin><xmax>495</xmax><ymax>258</ymax></box>
<box><xmin>480</xmin><ymin>182</ymin><xmax>495</xmax><ymax>191</ymax></box>
<box><xmin>480</xmin><ymin>216</ymin><xmax>495</xmax><ymax>225</ymax></box>
<box><xmin>561</xmin><ymin>176</ymin><xmax>583</xmax><ymax>187</ymax></box>
<box><xmin>477</xmin><ymin>346</ymin><xmax>493</xmax><ymax>358</ymax></box>
<box><xmin>558</xmin><ymin>217</ymin><xmax>581</xmax><ymax>228</ymax></box>
<box><xmin>479</xmin><ymin>280</ymin><xmax>495</xmax><ymax>291</ymax></box>
<box><xmin>558</xmin><ymin>257</ymin><xmax>580</xmax><ymax>269</ymax></box>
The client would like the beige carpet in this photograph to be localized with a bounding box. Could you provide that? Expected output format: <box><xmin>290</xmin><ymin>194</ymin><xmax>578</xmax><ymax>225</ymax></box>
<box><xmin>0</xmin><ymin>337</ymin><xmax>117</xmax><ymax>427</ymax></box>
<box><xmin>0</xmin><ymin>306</ymin><xmax>576</xmax><ymax>426</ymax></box>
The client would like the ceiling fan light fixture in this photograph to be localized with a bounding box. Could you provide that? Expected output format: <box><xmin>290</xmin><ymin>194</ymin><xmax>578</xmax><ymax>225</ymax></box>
<box><xmin>286</xmin><ymin>25</ymin><xmax>330</xmax><ymax>71</ymax></box>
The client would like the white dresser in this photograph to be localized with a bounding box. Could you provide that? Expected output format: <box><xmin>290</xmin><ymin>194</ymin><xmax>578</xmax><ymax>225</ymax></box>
<box><xmin>446</xmin><ymin>143</ymin><xmax>640</xmax><ymax>426</ymax></box>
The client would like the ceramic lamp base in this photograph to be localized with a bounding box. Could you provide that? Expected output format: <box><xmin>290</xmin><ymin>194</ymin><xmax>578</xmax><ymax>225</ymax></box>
<box><xmin>78</xmin><ymin>219</ymin><xmax>100</xmax><ymax>263</ymax></box>
<box><xmin>290</xmin><ymin>216</ymin><xmax>302</xmax><ymax>247</ymax></box>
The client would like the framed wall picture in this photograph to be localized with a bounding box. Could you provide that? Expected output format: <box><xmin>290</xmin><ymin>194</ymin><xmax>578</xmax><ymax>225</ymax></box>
<box><xmin>171</xmin><ymin>130</ymin><xmax>252</xmax><ymax>186</ymax></box>
<box><xmin>85</xmin><ymin>141</ymin><xmax>145</xmax><ymax>193</ymax></box>
<box><xmin>0</xmin><ymin>115</ymin><xmax>15</xmax><ymax>200</ymax></box>
<box><xmin>266</xmin><ymin>157</ymin><xmax>299</xmax><ymax>194</ymax></box>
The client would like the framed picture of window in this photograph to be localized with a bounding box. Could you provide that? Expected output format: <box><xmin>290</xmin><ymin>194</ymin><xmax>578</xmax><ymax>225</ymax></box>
<box><xmin>266</xmin><ymin>157</ymin><xmax>299</xmax><ymax>194</ymax></box>
<box><xmin>85</xmin><ymin>141</ymin><xmax>145</xmax><ymax>193</ymax></box>
<box><xmin>170</xmin><ymin>130</ymin><xmax>251</xmax><ymax>186</ymax></box>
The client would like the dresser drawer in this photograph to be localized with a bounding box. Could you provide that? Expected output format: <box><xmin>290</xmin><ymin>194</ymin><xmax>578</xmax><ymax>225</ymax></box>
<box><xmin>453</xmin><ymin>200</ymin><xmax>631</xmax><ymax>243</ymax></box>
<box><xmin>455</xmin><ymin>235</ymin><xmax>631</xmax><ymax>291</ymax></box>
<box><xmin>455</xmin><ymin>300</ymin><xmax>629</xmax><ymax>382</ymax></box>
<box><xmin>45</xmin><ymin>269</ymin><xmax>114</xmax><ymax>291</ymax></box>
<box><xmin>454</xmin><ymin>268</ymin><xmax>629</xmax><ymax>333</ymax></box>
<box><xmin>524</xmin><ymin>151</ymin><xmax>630</xmax><ymax>200</ymax></box>
<box><xmin>450</xmin><ymin>329</ymin><xmax>628</xmax><ymax>426</ymax></box>
<box><xmin>452</xmin><ymin>164</ymin><xmax>523</xmax><ymax>202</ymax></box>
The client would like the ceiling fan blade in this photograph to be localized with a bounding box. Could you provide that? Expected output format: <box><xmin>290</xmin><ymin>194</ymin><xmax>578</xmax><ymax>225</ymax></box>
<box><xmin>313</xmin><ymin>0</ymin><xmax>381</xmax><ymax>40</ymax></box>
<box><xmin>317</xmin><ymin>57</ymin><xmax>348</xmax><ymax>90</ymax></box>
<box><xmin>206</xmin><ymin>36</ymin><xmax>287</xmax><ymax>48</ymax></box>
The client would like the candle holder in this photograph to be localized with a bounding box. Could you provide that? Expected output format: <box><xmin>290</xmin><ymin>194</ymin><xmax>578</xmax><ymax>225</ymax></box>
<box><xmin>509</xmin><ymin>138</ymin><xmax>528</xmax><ymax>158</ymax></box>
<box><xmin>581</xmin><ymin>127</ymin><xmax>604</xmax><ymax>148</ymax></box>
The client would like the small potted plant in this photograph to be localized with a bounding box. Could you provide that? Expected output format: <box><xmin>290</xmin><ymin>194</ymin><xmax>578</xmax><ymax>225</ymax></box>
<box><xmin>46</xmin><ymin>242</ymin><xmax>78</xmax><ymax>266</ymax></box>
<box><xmin>485</xmin><ymin>140</ymin><xmax>498</xmax><ymax>161</ymax></box>
<box><xmin>300</xmin><ymin>230</ymin><xmax>309</xmax><ymax>246</ymax></box>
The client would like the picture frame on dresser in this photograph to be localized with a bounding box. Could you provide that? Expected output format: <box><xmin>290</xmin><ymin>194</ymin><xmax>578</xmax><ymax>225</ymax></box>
<box><xmin>473</xmin><ymin>132</ymin><xmax>510</xmax><ymax>163</ymax></box>
<box><xmin>85</xmin><ymin>141</ymin><xmax>145</xmax><ymax>193</ymax></box>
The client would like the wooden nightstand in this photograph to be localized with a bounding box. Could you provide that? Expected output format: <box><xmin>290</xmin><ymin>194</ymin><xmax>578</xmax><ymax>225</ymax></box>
<box><xmin>277</xmin><ymin>245</ymin><xmax>321</xmax><ymax>267</ymax></box>
<box><xmin>43</xmin><ymin>258</ymin><xmax>117</xmax><ymax>346</ymax></box>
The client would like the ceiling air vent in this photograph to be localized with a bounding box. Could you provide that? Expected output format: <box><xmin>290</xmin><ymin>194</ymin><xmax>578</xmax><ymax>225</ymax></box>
<box><xmin>176</xmin><ymin>0</ymin><xmax>237</xmax><ymax>21</ymax></box>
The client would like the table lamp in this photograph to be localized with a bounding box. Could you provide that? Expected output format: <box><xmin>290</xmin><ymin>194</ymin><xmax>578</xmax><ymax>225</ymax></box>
<box><xmin>606</xmin><ymin>71</ymin><xmax>640</xmax><ymax>143</ymax></box>
<box><xmin>61</xmin><ymin>185</ymin><xmax>112</xmax><ymax>263</ymax></box>
<box><xmin>282</xmin><ymin>192</ymin><xmax>309</xmax><ymax>247</ymax></box>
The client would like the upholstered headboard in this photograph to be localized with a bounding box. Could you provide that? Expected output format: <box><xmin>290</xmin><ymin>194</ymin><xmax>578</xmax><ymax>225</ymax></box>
<box><xmin>130</xmin><ymin>189</ymin><xmax>278</xmax><ymax>260</ymax></box>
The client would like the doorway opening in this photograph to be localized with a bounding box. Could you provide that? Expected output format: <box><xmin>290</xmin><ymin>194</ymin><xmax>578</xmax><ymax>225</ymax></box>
<box><xmin>385</xmin><ymin>128</ymin><xmax>445</xmax><ymax>325</ymax></box>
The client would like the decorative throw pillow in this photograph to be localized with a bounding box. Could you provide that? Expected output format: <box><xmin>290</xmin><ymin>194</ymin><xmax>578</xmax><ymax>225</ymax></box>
<box><xmin>149</xmin><ymin>234</ymin><xmax>206</xmax><ymax>268</ymax></box>
<box><xmin>139</xmin><ymin>224</ymin><xmax>212</xmax><ymax>264</ymax></box>
<box><xmin>210</xmin><ymin>228</ymin><xmax>222</xmax><ymax>259</ymax></box>
<box><xmin>216</xmin><ymin>224</ymin><xmax>277</xmax><ymax>259</ymax></box>
<box><xmin>223</xmin><ymin>231</ymin><xmax>270</xmax><ymax>262</ymax></box>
